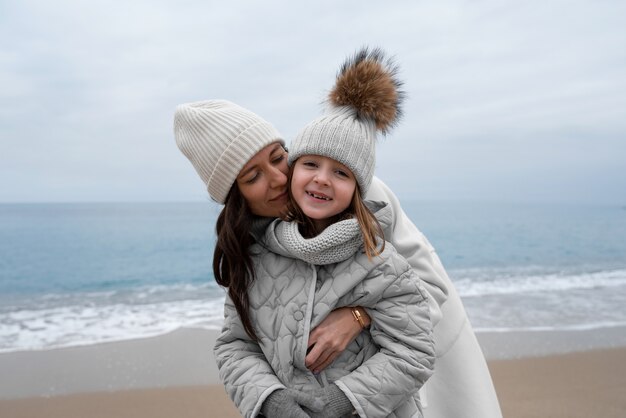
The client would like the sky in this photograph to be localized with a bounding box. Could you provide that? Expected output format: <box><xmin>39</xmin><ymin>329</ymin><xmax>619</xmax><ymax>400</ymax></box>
<box><xmin>1</xmin><ymin>0</ymin><xmax>625</xmax><ymax>204</ymax></box>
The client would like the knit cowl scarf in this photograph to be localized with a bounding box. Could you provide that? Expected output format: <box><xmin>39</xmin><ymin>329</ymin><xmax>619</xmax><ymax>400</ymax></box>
<box><xmin>262</xmin><ymin>201</ymin><xmax>392</xmax><ymax>266</ymax></box>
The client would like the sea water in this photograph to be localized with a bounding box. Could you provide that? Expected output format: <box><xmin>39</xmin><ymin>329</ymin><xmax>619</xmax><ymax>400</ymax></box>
<box><xmin>1</xmin><ymin>201</ymin><xmax>625</xmax><ymax>353</ymax></box>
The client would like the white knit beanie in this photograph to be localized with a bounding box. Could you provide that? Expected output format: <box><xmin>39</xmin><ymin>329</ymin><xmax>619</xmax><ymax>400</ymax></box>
<box><xmin>174</xmin><ymin>100</ymin><xmax>284</xmax><ymax>203</ymax></box>
<box><xmin>289</xmin><ymin>47</ymin><xmax>404</xmax><ymax>193</ymax></box>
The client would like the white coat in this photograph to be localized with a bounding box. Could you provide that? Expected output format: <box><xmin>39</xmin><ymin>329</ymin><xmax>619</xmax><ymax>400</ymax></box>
<box><xmin>366</xmin><ymin>177</ymin><xmax>502</xmax><ymax>418</ymax></box>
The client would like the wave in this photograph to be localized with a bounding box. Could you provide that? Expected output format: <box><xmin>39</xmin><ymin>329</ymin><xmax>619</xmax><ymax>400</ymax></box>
<box><xmin>0</xmin><ymin>296</ymin><xmax>227</xmax><ymax>354</ymax></box>
<box><xmin>474</xmin><ymin>321</ymin><xmax>626</xmax><ymax>333</ymax></box>
<box><xmin>2</xmin><ymin>267</ymin><xmax>626</xmax><ymax>354</ymax></box>
<box><xmin>452</xmin><ymin>267</ymin><xmax>626</xmax><ymax>297</ymax></box>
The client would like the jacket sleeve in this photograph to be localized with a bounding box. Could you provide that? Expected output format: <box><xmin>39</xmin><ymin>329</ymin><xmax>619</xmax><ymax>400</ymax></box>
<box><xmin>335</xmin><ymin>256</ymin><xmax>436</xmax><ymax>418</ymax></box>
<box><xmin>213</xmin><ymin>295</ymin><xmax>285</xmax><ymax>418</ymax></box>
<box><xmin>365</xmin><ymin>176</ymin><xmax>450</xmax><ymax>327</ymax></box>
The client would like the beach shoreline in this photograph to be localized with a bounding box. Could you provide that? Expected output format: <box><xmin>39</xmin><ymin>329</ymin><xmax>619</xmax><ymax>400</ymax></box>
<box><xmin>1</xmin><ymin>327</ymin><xmax>625</xmax><ymax>417</ymax></box>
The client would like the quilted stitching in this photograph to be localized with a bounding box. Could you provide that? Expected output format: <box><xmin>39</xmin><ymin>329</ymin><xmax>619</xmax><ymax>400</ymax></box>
<box><xmin>214</xmin><ymin>204</ymin><xmax>435</xmax><ymax>418</ymax></box>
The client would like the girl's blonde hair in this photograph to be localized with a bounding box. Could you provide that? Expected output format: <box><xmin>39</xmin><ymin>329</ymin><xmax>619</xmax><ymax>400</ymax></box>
<box><xmin>283</xmin><ymin>166</ymin><xmax>385</xmax><ymax>260</ymax></box>
<box><xmin>352</xmin><ymin>186</ymin><xmax>386</xmax><ymax>259</ymax></box>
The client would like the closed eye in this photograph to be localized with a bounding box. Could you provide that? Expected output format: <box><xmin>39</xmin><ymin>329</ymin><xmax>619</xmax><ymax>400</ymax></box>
<box><xmin>270</xmin><ymin>147</ymin><xmax>287</xmax><ymax>165</ymax></box>
<box><xmin>244</xmin><ymin>172</ymin><xmax>259</xmax><ymax>184</ymax></box>
<box><xmin>272</xmin><ymin>154</ymin><xmax>285</xmax><ymax>164</ymax></box>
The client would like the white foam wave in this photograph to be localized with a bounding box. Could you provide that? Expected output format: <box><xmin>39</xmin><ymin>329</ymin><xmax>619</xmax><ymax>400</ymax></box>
<box><xmin>3</xmin><ymin>268</ymin><xmax>626</xmax><ymax>353</ymax></box>
<box><xmin>474</xmin><ymin>321</ymin><xmax>626</xmax><ymax>333</ymax></box>
<box><xmin>0</xmin><ymin>296</ymin><xmax>227</xmax><ymax>354</ymax></box>
<box><xmin>453</xmin><ymin>268</ymin><xmax>626</xmax><ymax>297</ymax></box>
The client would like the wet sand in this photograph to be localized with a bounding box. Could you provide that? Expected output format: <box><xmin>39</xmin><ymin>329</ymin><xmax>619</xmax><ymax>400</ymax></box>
<box><xmin>1</xmin><ymin>327</ymin><xmax>625</xmax><ymax>417</ymax></box>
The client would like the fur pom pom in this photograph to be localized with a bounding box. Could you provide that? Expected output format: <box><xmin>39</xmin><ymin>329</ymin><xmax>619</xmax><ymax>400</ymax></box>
<box><xmin>329</xmin><ymin>47</ymin><xmax>404</xmax><ymax>134</ymax></box>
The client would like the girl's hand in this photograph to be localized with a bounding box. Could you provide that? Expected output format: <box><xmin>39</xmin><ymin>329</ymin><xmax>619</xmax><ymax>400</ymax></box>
<box><xmin>305</xmin><ymin>306</ymin><xmax>370</xmax><ymax>373</ymax></box>
<box><xmin>261</xmin><ymin>388</ymin><xmax>323</xmax><ymax>418</ymax></box>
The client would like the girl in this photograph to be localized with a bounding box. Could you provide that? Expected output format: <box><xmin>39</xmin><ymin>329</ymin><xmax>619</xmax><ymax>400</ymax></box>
<box><xmin>214</xmin><ymin>48</ymin><xmax>435</xmax><ymax>418</ymax></box>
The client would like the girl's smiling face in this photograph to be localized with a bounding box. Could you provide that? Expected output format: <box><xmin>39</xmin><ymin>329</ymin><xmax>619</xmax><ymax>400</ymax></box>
<box><xmin>290</xmin><ymin>155</ymin><xmax>356</xmax><ymax>231</ymax></box>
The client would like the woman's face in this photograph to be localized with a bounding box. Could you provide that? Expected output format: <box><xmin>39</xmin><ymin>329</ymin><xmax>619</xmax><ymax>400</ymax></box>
<box><xmin>235</xmin><ymin>142</ymin><xmax>289</xmax><ymax>217</ymax></box>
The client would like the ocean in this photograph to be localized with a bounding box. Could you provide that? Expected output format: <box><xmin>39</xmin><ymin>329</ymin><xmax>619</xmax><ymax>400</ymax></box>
<box><xmin>1</xmin><ymin>201</ymin><xmax>625</xmax><ymax>353</ymax></box>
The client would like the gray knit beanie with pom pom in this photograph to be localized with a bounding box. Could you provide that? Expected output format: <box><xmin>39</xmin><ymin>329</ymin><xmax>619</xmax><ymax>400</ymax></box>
<box><xmin>289</xmin><ymin>47</ymin><xmax>405</xmax><ymax>193</ymax></box>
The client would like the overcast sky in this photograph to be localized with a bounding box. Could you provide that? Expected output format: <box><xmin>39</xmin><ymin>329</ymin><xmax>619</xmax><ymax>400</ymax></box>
<box><xmin>1</xmin><ymin>0</ymin><xmax>624</xmax><ymax>204</ymax></box>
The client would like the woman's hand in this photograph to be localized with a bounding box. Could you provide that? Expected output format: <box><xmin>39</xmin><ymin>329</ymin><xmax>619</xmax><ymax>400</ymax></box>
<box><xmin>305</xmin><ymin>306</ymin><xmax>370</xmax><ymax>373</ymax></box>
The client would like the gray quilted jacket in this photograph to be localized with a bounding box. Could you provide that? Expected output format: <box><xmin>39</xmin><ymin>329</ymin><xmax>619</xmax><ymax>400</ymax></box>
<box><xmin>214</xmin><ymin>203</ymin><xmax>435</xmax><ymax>418</ymax></box>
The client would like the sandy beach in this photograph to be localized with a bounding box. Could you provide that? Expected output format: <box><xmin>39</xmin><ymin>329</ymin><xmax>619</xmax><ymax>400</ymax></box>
<box><xmin>1</xmin><ymin>327</ymin><xmax>625</xmax><ymax>418</ymax></box>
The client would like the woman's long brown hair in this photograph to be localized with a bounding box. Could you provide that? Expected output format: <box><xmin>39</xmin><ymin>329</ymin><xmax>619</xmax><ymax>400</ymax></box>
<box><xmin>212</xmin><ymin>185</ymin><xmax>259</xmax><ymax>341</ymax></box>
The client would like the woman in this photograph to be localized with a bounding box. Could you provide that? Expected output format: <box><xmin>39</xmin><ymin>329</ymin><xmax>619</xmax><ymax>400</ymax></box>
<box><xmin>174</xmin><ymin>97</ymin><xmax>502</xmax><ymax>417</ymax></box>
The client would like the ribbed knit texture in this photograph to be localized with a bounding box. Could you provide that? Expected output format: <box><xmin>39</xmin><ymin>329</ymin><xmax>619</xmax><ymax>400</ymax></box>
<box><xmin>263</xmin><ymin>201</ymin><xmax>392</xmax><ymax>266</ymax></box>
<box><xmin>174</xmin><ymin>100</ymin><xmax>284</xmax><ymax>203</ymax></box>
<box><xmin>289</xmin><ymin>106</ymin><xmax>377</xmax><ymax>193</ymax></box>
<box><xmin>268</xmin><ymin>216</ymin><xmax>363</xmax><ymax>266</ymax></box>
